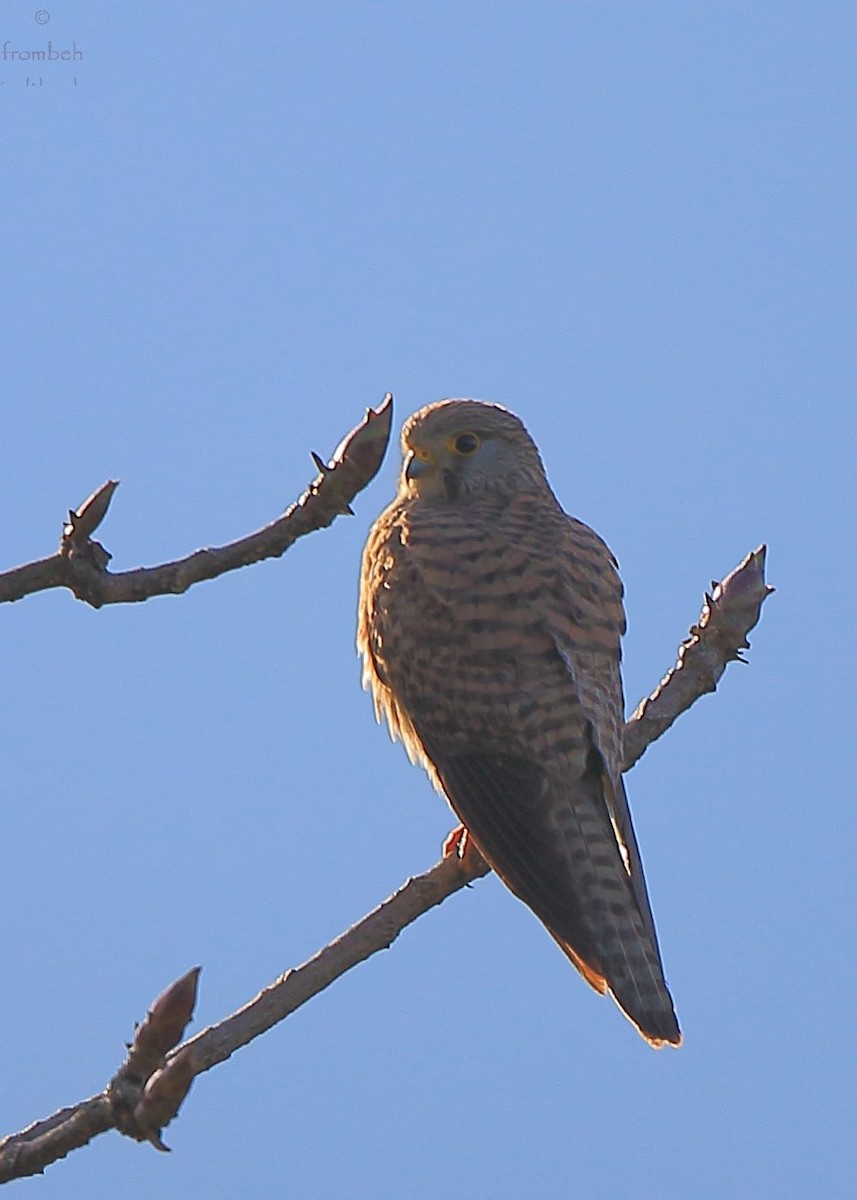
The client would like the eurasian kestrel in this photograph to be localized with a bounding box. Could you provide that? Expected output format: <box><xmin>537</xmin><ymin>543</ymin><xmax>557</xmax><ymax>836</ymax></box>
<box><xmin>358</xmin><ymin>399</ymin><xmax>680</xmax><ymax>1047</ymax></box>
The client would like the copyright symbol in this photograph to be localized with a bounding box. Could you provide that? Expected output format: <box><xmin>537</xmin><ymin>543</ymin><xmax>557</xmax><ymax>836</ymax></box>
<box><xmin>35</xmin><ymin>9</ymin><xmax>50</xmax><ymax>23</ymax></box>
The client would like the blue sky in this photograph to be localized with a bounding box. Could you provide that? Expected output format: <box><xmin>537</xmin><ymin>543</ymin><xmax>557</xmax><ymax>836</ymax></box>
<box><xmin>1</xmin><ymin>3</ymin><xmax>854</xmax><ymax>1197</ymax></box>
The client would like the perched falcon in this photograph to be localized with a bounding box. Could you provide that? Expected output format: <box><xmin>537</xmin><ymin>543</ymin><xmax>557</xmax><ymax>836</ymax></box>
<box><xmin>358</xmin><ymin>399</ymin><xmax>680</xmax><ymax>1047</ymax></box>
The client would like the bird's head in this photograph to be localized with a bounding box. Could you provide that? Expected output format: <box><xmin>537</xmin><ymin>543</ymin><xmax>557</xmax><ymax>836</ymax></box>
<box><xmin>398</xmin><ymin>399</ymin><xmax>549</xmax><ymax>502</ymax></box>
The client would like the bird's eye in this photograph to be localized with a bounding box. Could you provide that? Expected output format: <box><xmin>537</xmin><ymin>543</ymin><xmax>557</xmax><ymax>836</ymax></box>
<box><xmin>451</xmin><ymin>432</ymin><xmax>480</xmax><ymax>456</ymax></box>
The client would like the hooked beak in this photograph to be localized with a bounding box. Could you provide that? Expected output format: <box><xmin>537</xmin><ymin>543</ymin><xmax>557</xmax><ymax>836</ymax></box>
<box><xmin>405</xmin><ymin>450</ymin><xmax>460</xmax><ymax>500</ymax></box>
<box><xmin>404</xmin><ymin>450</ymin><xmax>433</xmax><ymax>482</ymax></box>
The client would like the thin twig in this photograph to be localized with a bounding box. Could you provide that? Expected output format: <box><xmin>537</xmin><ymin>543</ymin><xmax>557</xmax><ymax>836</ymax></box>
<box><xmin>0</xmin><ymin>395</ymin><xmax>393</xmax><ymax>608</ymax></box>
<box><xmin>623</xmin><ymin>546</ymin><xmax>773</xmax><ymax>769</ymax></box>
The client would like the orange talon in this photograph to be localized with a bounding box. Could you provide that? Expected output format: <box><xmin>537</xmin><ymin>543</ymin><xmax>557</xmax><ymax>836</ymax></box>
<box><xmin>442</xmin><ymin>824</ymin><xmax>469</xmax><ymax>859</ymax></box>
<box><xmin>442</xmin><ymin>825</ymin><xmax>488</xmax><ymax>874</ymax></box>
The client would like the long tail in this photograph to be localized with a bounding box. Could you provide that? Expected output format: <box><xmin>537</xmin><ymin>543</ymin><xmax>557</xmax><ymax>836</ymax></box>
<box><xmin>544</xmin><ymin>768</ymin><xmax>681</xmax><ymax>1046</ymax></box>
<box><xmin>429</xmin><ymin>747</ymin><xmax>681</xmax><ymax>1047</ymax></box>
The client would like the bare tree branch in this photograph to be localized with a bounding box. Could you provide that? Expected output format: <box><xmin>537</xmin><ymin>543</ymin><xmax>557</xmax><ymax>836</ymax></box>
<box><xmin>0</xmin><ymin>970</ymin><xmax>202</xmax><ymax>1179</ymax></box>
<box><xmin>623</xmin><ymin>546</ymin><xmax>774</xmax><ymax>769</ymax></box>
<box><xmin>0</xmin><ymin>395</ymin><xmax>394</xmax><ymax>608</ymax></box>
<box><xmin>0</xmin><ymin>546</ymin><xmax>772</xmax><ymax>1183</ymax></box>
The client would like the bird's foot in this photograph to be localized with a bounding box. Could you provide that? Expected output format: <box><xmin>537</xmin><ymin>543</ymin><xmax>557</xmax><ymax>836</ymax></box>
<box><xmin>442</xmin><ymin>825</ymin><xmax>489</xmax><ymax>877</ymax></box>
<box><xmin>442</xmin><ymin>823</ymin><xmax>470</xmax><ymax>859</ymax></box>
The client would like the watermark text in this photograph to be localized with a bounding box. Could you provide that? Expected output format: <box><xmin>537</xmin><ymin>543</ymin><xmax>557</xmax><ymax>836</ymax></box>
<box><xmin>2</xmin><ymin>40</ymin><xmax>83</xmax><ymax>62</ymax></box>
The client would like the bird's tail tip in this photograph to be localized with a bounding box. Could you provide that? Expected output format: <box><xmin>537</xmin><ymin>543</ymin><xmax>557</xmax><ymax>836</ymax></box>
<box><xmin>633</xmin><ymin>1007</ymin><xmax>682</xmax><ymax>1049</ymax></box>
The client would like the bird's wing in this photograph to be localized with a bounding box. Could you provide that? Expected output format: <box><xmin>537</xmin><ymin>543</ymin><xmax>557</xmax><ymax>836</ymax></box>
<box><xmin>545</xmin><ymin>514</ymin><xmax>675</xmax><ymax>1015</ymax></box>
<box><xmin>422</xmin><ymin>739</ymin><xmax>607</xmax><ymax>984</ymax></box>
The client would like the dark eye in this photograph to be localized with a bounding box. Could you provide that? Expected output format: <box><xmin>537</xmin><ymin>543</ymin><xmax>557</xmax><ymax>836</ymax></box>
<box><xmin>452</xmin><ymin>432</ymin><xmax>480</xmax><ymax>455</ymax></box>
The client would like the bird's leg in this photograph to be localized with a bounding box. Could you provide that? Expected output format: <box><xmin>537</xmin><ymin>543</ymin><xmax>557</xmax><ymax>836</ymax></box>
<box><xmin>442</xmin><ymin>825</ymin><xmax>488</xmax><ymax>875</ymax></box>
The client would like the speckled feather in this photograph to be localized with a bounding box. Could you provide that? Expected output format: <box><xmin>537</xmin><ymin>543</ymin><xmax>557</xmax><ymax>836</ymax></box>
<box><xmin>358</xmin><ymin>399</ymin><xmax>680</xmax><ymax>1047</ymax></box>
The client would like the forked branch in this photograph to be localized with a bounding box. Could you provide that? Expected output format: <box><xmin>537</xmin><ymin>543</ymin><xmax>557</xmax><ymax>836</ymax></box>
<box><xmin>0</xmin><ymin>544</ymin><xmax>772</xmax><ymax>1183</ymax></box>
